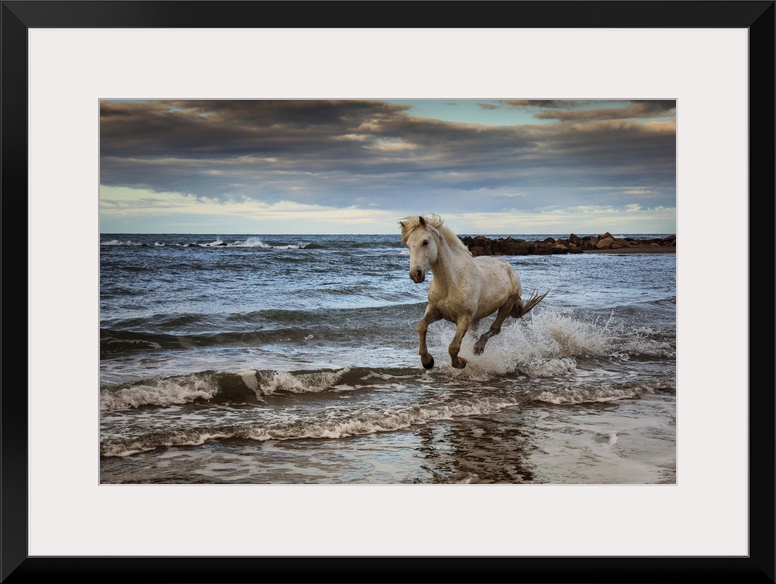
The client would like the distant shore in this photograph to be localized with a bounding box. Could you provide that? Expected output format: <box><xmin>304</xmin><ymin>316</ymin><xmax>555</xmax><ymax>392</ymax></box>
<box><xmin>460</xmin><ymin>232</ymin><xmax>676</xmax><ymax>256</ymax></box>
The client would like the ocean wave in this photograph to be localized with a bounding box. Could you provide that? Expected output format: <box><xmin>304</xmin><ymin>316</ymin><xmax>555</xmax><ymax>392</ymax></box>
<box><xmin>99</xmin><ymin>393</ymin><xmax>525</xmax><ymax>457</ymax></box>
<box><xmin>100</xmin><ymin>372</ymin><xmax>223</xmax><ymax>410</ymax></box>
<box><xmin>98</xmin><ymin>346</ymin><xmax>667</xmax><ymax>413</ymax></box>
<box><xmin>528</xmin><ymin>374</ymin><xmax>675</xmax><ymax>404</ymax></box>
<box><xmin>100</xmin><ymin>303</ymin><xmax>427</xmax><ymax>356</ymax></box>
<box><xmin>99</xmin><ymin>366</ymin><xmax>416</xmax><ymax>411</ymax></box>
<box><xmin>99</xmin><ymin>300</ymin><xmax>675</xmax><ymax>409</ymax></box>
<box><xmin>100</xmin><ymin>328</ymin><xmax>321</xmax><ymax>356</ymax></box>
<box><xmin>531</xmin><ymin>387</ymin><xmax>641</xmax><ymax>405</ymax></box>
<box><xmin>205</xmin><ymin>237</ymin><xmax>312</xmax><ymax>249</ymax></box>
<box><xmin>101</xmin><ymin>237</ymin><xmax>314</xmax><ymax>249</ymax></box>
<box><xmin>101</xmin><ymin>234</ymin><xmax>406</xmax><ymax>251</ymax></box>
<box><xmin>98</xmin><ymin>373</ymin><xmax>668</xmax><ymax>457</ymax></box>
<box><xmin>101</xmin><ymin>239</ymin><xmax>143</xmax><ymax>246</ymax></box>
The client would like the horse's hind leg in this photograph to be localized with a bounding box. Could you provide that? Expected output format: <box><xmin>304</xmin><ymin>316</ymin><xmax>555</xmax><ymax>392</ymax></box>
<box><xmin>474</xmin><ymin>301</ymin><xmax>515</xmax><ymax>355</ymax></box>
<box><xmin>418</xmin><ymin>307</ymin><xmax>442</xmax><ymax>369</ymax></box>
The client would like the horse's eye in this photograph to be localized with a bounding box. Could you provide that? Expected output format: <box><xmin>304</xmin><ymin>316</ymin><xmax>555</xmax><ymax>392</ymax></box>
<box><xmin>422</xmin><ymin>239</ymin><xmax>429</xmax><ymax>246</ymax></box>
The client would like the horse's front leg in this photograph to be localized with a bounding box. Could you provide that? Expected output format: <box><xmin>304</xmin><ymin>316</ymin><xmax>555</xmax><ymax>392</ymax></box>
<box><xmin>449</xmin><ymin>315</ymin><xmax>472</xmax><ymax>369</ymax></box>
<box><xmin>474</xmin><ymin>300</ymin><xmax>515</xmax><ymax>355</ymax></box>
<box><xmin>418</xmin><ymin>307</ymin><xmax>442</xmax><ymax>369</ymax></box>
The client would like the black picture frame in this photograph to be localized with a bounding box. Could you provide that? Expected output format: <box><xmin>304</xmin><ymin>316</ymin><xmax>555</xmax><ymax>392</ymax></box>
<box><xmin>3</xmin><ymin>2</ymin><xmax>773</xmax><ymax>582</ymax></box>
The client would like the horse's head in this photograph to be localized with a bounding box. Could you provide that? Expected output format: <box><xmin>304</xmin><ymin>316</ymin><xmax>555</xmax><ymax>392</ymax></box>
<box><xmin>399</xmin><ymin>215</ymin><xmax>439</xmax><ymax>284</ymax></box>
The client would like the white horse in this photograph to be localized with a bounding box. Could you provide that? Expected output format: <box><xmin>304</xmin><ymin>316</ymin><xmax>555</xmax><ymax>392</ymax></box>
<box><xmin>399</xmin><ymin>214</ymin><xmax>548</xmax><ymax>369</ymax></box>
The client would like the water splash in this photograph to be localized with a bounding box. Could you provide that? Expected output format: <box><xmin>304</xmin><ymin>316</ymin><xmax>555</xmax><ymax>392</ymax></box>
<box><xmin>426</xmin><ymin>306</ymin><xmax>649</xmax><ymax>379</ymax></box>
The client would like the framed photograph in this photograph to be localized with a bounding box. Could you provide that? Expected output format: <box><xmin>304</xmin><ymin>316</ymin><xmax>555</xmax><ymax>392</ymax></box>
<box><xmin>6</xmin><ymin>1</ymin><xmax>773</xmax><ymax>582</ymax></box>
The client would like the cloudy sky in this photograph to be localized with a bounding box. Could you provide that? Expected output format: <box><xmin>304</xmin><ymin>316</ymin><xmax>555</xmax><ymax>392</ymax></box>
<box><xmin>99</xmin><ymin>99</ymin><xmax>676</xmax><ymax>235</ymax></box>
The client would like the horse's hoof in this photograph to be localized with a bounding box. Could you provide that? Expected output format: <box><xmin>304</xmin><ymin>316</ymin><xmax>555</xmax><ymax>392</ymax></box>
<box><xmin>422</xmin><ymin>356</ymin><xmax>434</xmax><ymax>369</ymax></box>
<box><xmin>453</xmin><ymin>358</ymin><xmax>467</xmax><ymax>369</ymax></box>
<box><xmin>473</xmin><ymin>344</ymin><xmax>484</xmax><ymax>355</ymax></box>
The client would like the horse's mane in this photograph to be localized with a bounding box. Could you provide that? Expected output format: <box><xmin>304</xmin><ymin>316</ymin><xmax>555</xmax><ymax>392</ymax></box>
<box><xmin>398</xmin><ymin>214</ymin><xmax>471</xmax><ymax>256</ymax></box>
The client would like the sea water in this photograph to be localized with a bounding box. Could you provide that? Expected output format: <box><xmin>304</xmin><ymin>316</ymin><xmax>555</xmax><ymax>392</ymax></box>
<box><xmin>100</xmin><ymin>233</ymin><xmax>676</xmax><ymax>484</ymax></box>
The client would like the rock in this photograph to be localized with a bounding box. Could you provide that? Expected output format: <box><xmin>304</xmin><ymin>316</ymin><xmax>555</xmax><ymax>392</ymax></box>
<box><xmin>596</xmin><ymin>237</ymin><xmax>616</xmax><ymax>249</ymax></box>
<box><xmin>459</xmin><ymin>232</ymin><xmax>676</xmax><ymax>256</ymax></box>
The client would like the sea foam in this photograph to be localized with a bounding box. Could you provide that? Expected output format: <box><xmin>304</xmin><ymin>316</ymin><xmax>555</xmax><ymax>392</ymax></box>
<box><xmin>427</xmin><ymin>306</ymin><xmax>619</xmax><ymax>379</ymax></box>
<box><xmin>100</xmin><ymin>373</ymin><xmax>219</xmax><ymax>411</ymax></box>
<box><xmin>254</xmin><ymin>368</ymin><xmax>352</xmax><ymax>395</ymax></box>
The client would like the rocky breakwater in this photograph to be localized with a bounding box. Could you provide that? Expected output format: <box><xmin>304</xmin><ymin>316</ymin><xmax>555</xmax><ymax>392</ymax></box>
<box><xmin>459</xmin><ymin>232</ymin><xmax>676</xmax><ymax>256</ymax></box>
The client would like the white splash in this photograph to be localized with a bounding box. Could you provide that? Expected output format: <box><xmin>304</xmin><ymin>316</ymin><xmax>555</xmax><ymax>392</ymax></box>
<box><xmin>426</xmin><ymin>306</ymin><xmax>636</xmax><ymax>380</ymax></box>
<box><xmin>256</xmin><ymin>368</ymin><xmax>351</xmax><ymax>395</ymax></box>
<box><xmin>100</xmin><ymin>373</ymin><xmax>219</xmax><ymax>411</ymax></box>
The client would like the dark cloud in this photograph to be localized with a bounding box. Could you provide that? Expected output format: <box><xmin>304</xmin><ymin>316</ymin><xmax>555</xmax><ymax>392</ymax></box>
<box><xmin>100</xmin><ymin>99</ymin><xmax>675</xmax><ymax>214</ymax></box>
<box><xmin>504</xmin><ymin>100</ymin><xmax>584</xmax><ymax>108</ymax></box>
<box><xmin>534</xmin><ymin>100</ymin><xmax>676</xmax><ymax>121</ymax></box>
<box><xmin>100</xmin><ymin>100</ymin><xmax>409</xmax><ymax>159</ymax></box>
<box><xmin>631</xmin><ymin>99</ymin><xmax>676</xmax><ymax>112</ymax></box>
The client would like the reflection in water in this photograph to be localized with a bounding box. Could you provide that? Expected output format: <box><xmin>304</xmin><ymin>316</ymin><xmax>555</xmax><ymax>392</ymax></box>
<box><xmin>414</xmin><ymin>416</ymin><xmax>536</xmax><ymax>484</ymax></box>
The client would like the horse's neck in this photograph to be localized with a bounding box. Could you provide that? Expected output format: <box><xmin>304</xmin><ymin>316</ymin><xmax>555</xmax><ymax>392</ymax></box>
<box><xmin>431</xmin><ymin>237</ymin><xmax>471</xmax><ymax>289</ymax></box>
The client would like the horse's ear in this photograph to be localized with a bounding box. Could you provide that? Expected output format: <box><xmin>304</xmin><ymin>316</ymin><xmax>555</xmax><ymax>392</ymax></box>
<box><xmin>418</xmin><ymin>216</ymin><xmax>426</xmax><ymax>226</ymax></box>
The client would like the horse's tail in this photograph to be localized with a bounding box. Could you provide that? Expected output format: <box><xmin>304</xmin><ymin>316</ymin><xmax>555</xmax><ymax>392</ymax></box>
<box><xmin>512</xmin><ymin>289</ymin><xmax>549</xmax><ymax>318</ymax></box>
